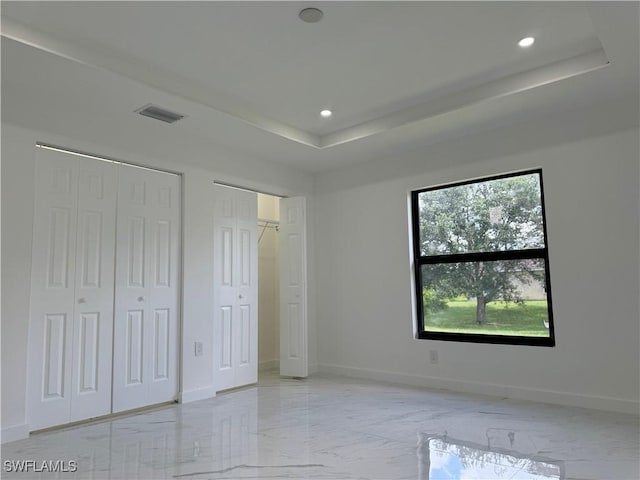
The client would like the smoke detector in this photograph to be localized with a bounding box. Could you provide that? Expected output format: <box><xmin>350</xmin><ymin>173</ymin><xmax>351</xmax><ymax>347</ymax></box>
<box><xmin>299</xmin><ymin>7</ymin><xmax>323</xmax><ymax>23</ymax></box>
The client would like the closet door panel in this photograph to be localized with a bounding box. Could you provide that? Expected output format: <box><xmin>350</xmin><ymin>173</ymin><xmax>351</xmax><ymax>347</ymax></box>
<box><xmin>113</xmin><ymin>166</ymin><xmax>179</xmax><ymax>412</ymax></box>
<box><xmin>28</xmin><ymin>149</ymin><xmax>78</xmax><ymax>430</ymax></box>
<box><xmin>213</xmin><ymin>185</ymin><xmax>257</xmax><ymax>391</ymax></box>
<box><xmin>279</xmin><ymin>197</ymin><xmax>308</xmax><ymax>378</ymax></box>
<box><xmin>234</xmin><ymin>190</ymin><xmax>257</xmax><ymax>387</ymax></box>
<box><xmin>146</xmin><ymin>171</ymin><xmax>180</xmax><ymax>404</ymax></box>
<box><xmin>213</xmin><ymin>185</ymin><xmax>237</xmax><ymax>391</ymax></box>
<box><xmin>113</xmin><ymin>166</ymin><xmax>149</xmax><ymax>412</ymax></box>
<box><xmin>113</xmin><ymin>167</ymin><xmax>150</xmax><ymax>412</ymax></box>
<box><xmin>70</xmin><ymin>158</ymin><xmax>117</xmax><ymax>422</ymax></box>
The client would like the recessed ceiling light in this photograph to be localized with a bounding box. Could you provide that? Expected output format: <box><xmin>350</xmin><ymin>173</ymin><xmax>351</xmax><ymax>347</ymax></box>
<box><xmin>299</xmin><ymin>7</ymin><xmax>323</xmax><ymax>23</ymax></box>
<box><xmin>320</xmin><ymin>109</ymin><xmax>333</xmax><ymax>118</ymax></box>
<box><xmin>518</xmin><ymin>36</ymin><xmax>535</xmax><ymax>48</ymax></box>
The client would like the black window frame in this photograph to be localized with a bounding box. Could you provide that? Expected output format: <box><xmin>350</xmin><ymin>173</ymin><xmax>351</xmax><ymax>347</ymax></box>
<box><xmin>411</xmin><ymin>169</ymin><xmax>555</xmax><ymax>347</ymax></box>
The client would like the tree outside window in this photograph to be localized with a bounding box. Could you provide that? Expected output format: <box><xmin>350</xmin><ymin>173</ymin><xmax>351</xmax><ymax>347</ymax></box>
<box><xmin>411</xmin><ymin>170</ymin><xmax>555</xmax><ymax>346</ymax></box>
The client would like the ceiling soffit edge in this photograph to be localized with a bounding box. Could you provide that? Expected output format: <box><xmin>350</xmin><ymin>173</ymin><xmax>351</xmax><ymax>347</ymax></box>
<box><xmin>0</xmin><ymin>17</ymin><xmax>321</xmax><ymax>148</ymax></box>
<box><xmin>1</xmin><ymin>16</ymin><xmax>610</xmax><ymax>150</ymax></box>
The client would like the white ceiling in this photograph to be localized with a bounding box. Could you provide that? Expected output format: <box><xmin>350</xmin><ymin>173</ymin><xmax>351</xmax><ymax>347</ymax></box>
<box><xmin>1</xmin><ymin>2</ymin><xmax>638</xmax><ymax>173</ymax></box>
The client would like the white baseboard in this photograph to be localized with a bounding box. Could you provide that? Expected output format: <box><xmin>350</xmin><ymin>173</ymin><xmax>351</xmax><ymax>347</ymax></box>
<box><xmin>178</xmin><ymin>385</ymin><xmax>216</xmax><ymax>404</ymax></box>
<box><xmin>318</xmin><ymin>363</ymin><xmax>639</xmax><ymax>415</ymax></box>
<box><xmin>259</xmin><ymin>360</ymin><xmax>279</xmax><ymax>372</ymax></box>
<box><xmin>1</xmin><ymin>424</ymin><xmax>30</xmax><ymax>444</ymax></box>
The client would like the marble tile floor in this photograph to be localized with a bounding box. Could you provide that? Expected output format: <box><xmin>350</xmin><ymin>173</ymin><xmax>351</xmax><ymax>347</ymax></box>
<box><xmin>2</xmin><ymin>371</ymin><xmax>638</xmax><ymax>480</ymax></box>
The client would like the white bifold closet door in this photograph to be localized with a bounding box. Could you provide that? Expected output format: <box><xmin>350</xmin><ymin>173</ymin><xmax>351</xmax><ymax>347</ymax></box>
<box><xmin>213</xmin><ymin>185</ymin><xmax>258</xmax><ymax>391</ymax></box>
<box><xmin>28</xmin><ymin>148</ymin><xmax>180</xmax><ymax>431</ymax></box>
<box><xmin>279</xmin><ymin>197</ymin><xmax>308</xmax><ymax>378</ymax></box>
<box><xmin>28</xmin><ymin>148</ymin><xmax>117</xmax><ymax>430</ymax></box>
<box><xmin>112</xmin><ymin>164</ymin><xmax>180</xmax><ymax>413</ymax></box>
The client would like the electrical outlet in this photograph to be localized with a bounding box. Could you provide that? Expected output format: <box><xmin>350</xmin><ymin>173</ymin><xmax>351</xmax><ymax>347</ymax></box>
<box><xmin>194</xmin><ymin>341</ymin><xmax>203</xmax><ymax>357</ymax></box>
<box><xmin>429</xmin><ymin>350</ymin><xmax>438</xmax><ymax>365</ymax></box>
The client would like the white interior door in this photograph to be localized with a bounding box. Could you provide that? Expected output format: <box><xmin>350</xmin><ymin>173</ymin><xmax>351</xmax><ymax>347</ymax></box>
<box><xmin>279</xmin><ymin>197</ymin><xmax>308</xmax><ymax>378</ymax></box>
<box><xmin>69</xmin><ymin>157</ymin><xmax>117</xmax><ymax>422</ymax></box>
<box><xmin>28</xmin><ymin>149</ymin><xmax>79</xmax><ymax>430</ymax></box>
<box><xmin>213</xmin><ymin>185</ymin><xmax>257</xmax><ymax>391</ymax></box>
<box><xmin>234</xmin><ymin>189</ymin><xmax>258</xmax><ymax>387</ymax></box>
<box><xmin>112</xmin><ymin>164</ymin><xmax>180</xmax><ymax>412</ymax></box>
<box><xmin>28</xmin><ymin>148</ymin><xmax>117</xmax><ymax>430</ymax></box>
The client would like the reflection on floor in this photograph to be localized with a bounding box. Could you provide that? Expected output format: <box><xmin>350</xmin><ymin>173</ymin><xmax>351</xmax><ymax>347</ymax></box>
<box><xmin>420</xmin><ymin>434</ymin><xmax>563</xmax><ymax>479</ymax></box>
<box><xmin>2</xmin><ymin>371</ymin><xmax>638</xmax><ymax>479</ymax></box>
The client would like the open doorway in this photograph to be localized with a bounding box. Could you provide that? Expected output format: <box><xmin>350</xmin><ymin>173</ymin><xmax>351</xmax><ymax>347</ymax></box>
<box><xmin>257</xmin><ymin>192</ymin><xmax>309</xmax><ymax>379</ymax></box>
<box><xmin>212</xmin><ymin>183</ymin><xmax>308</xmax><ymax>391</ymax></box>
<box><xmin>257</xmin><ymin>193</ymin><xmax>281</xmax><ymax>374</ymax></box>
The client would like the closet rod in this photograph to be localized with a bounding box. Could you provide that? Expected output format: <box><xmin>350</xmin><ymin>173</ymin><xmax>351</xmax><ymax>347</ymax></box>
<box><xmin>213</xmin><ymin>180</ymin><xmax>285</xmax><ymax>198</ymax></box>
<box><xmin>258</xmin><ymin>220</ymin><xmax>279</xmax><ymax>243</ymax></box>
<box><xmin>36</xmin><ymin>143</ymin><xmax>181</xmax><ymax>176</ymax></box>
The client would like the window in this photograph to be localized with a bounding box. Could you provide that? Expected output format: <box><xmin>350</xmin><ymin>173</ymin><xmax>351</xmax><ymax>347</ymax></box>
<box><xmin>410</xmin><ymin>169</ymin><xmax>554</xmax><ymax>346</ymax></box>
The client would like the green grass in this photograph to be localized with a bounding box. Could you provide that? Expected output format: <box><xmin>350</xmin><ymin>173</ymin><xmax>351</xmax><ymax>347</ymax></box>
<box><xmin>425</xmin><ymin>300</ymin><xmax>550</xmax><ymax>337</ymax></box>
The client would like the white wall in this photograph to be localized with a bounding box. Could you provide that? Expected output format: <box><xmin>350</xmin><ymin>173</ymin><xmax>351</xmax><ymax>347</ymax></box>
<box><xmin>314</xmin><ymin>105</ymin><xmax>639</xmax><ymax>414</ymax></box>
<box><xmin>257</xmin><ymin>194</ymin><xmax>280</xmax><ymax>370</ymax></box>
<box><xmin>1</xmin><ymin>122</ymin><xmax>315</xmax><ymax>442</ymax></box>
<box><xmin>258</xmin><ymin>193</ymin><xmax>280</xmax><ymax>223</ymax></box>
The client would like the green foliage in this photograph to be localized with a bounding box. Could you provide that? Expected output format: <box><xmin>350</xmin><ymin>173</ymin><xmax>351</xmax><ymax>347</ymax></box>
<box><xmin>424</xmin><ymin>300</ymin><xmax>549</xmax><ymax>337</ymax></box>
<box><xmin>422</xmin><ymin>288</ymin><xmax>448</xmax><ymax>313</ymax></box>
<box><xmin>419</xmin><ymin>174</ymin><xmax>543</xmax><ymax>256</ymax></box>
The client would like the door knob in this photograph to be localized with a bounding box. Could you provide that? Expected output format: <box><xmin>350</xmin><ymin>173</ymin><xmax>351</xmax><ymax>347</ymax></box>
<box><xmin>137</xmin><ymin>296</ymin><xmax>145</xmax><ymax>302</ymax></box>
<box><xmin>77</xmin><ymin>298</ymin><xmax>86</xmax><ymax>304</ymax></box>
<box><xmin>238</xmin><ymin>294</ymin><xmax>243</xmax><ymax>299</ymax></box>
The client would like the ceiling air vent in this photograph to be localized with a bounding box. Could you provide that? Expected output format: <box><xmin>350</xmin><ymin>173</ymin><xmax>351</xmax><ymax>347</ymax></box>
<box><xmin>135</xmin><ymin>104</ymin><xmax>185</xmax><ymax>124</ymax></box>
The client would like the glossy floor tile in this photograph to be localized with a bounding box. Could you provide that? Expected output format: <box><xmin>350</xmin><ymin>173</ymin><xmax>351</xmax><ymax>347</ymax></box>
<box><xmin>2</xmin><ymin>371</ymin><xmax>638</xmax><ymax>479</ymax></box>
